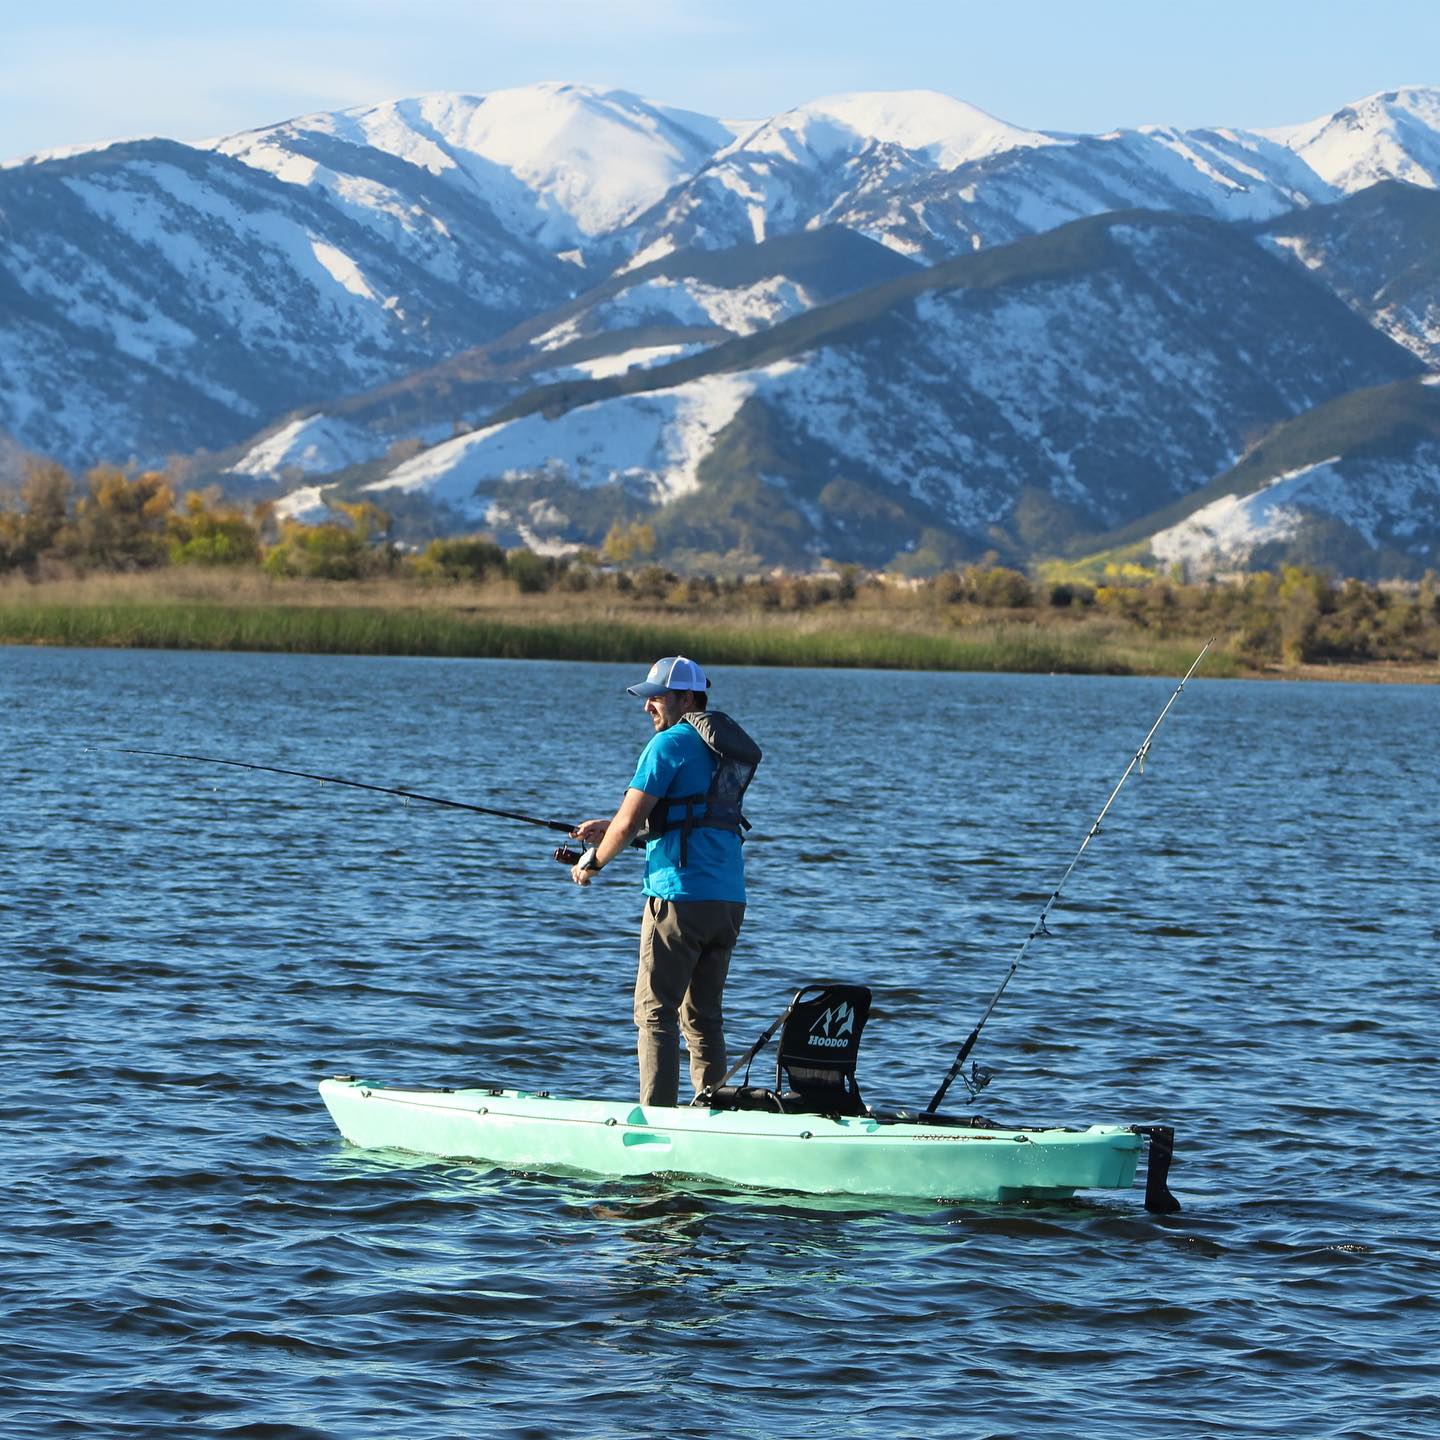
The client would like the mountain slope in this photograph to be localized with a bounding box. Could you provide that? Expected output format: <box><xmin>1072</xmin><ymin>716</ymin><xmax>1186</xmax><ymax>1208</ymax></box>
<box><xmin>218</xmin><ymin>226</ymin><xmax>920</xmax><ymax>487</ymax></box>
<box><xmin>321</xmin><ymin>211</ymin><xmax>1420</xmax><ymax>568</ymax></box>
<box><xmin>1110</xmin><ymin>377</ymin><xmax>1440</xmax><ymax>579</ymax></box>
<box><xmin>1256</xmin><ymin>180</ymin><xmax>1440</xmax><ymax>365</ymax></box>
<box><xmin>0</xmin><ymin>138</ymin><xmax>569</xmax><ymax>467</ymax></box>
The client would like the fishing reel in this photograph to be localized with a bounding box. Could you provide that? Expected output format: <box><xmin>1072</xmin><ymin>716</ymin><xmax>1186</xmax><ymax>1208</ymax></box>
<box><xmin>553</xmin><ymin>843</ymin><xmax>598</xmax><ymax>870</ymax></box>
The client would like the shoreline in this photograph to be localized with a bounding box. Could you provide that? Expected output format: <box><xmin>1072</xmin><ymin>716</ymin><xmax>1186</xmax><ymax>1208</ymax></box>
<box><xmin>1</xmin><ymin>581</ymin><xmax>1436</xmax><ymax>683</ymax></box>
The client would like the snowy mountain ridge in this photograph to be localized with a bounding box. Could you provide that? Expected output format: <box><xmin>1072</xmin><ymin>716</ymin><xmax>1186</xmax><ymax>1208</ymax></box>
<box><xmin>6</xmin><ymin>81</ymin><xmax>1440</xmax><ymax>577</ymax></box>
<box><xmin>716</xmin><ymin>89</ymin><xmax>1056</xmax><ymax>172</ymax></box>
<box><xmin>284</xmin><ymin>211</ymin><xmax>1424</xmax><ymax>576</ymax></box>
<box><xmin>208</xmin><ymin>83</ymin><xmax>746</xmax><ymax>252</ymax></box>
<box><xmin>1263</xmin><ymin>85</ymin><xmax>1440</xmax><ymax>193</ymax></box>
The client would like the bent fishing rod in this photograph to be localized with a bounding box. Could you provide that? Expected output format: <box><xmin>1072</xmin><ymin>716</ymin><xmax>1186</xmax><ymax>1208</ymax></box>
<box><xmin>926</xmin><ymin>640</ymin><xmax>1212</xmax><ymax>1116</ymax></box>
<box><xmin>118</xmin><ymin>747</ymin><xmax>582</xmax><ymax>850</ymax></box>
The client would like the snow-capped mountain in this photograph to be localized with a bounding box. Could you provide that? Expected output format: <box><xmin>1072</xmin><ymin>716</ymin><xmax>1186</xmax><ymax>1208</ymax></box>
<box><xmin>0</xmin><ymin>136</ymin><xmax>570</xmax><ymax>467</ymax></box>
<box><xmin>302</xmin><ymin>212</ymin><xmax>1419</xmax><ymax>568</ymax></box>
<box><xmin>211</xmin><ymin>83</ymin><xmax>745</xmax><ymax>255</ymax></box>
<box><xmin>612</xmin><ymin>91</ymin><xmax>1042</xmax><ymax>264</ymax></box>
<box><xmin>622</xmin><ymin>104</ymin><xmax>1334</xmax><ymax>266</ymax></box>
<box><xmin>1266</xmin><ymin>86</ymin><xmax>1440</xmax><ymax>193</ymax></box>
<box><xmin>6</xmin><ymin>80</ymin><xmax>1440</xmax><ymax>575</ymax></box>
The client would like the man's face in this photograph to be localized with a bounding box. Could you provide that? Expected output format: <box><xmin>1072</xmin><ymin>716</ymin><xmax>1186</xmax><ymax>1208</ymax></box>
<box><xmin>644</xmin><ymin>690</ymin><xmax>690</xmax><ymax>731</ymax></box>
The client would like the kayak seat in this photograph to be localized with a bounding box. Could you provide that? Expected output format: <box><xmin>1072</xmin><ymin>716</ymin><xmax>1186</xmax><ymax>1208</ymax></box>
<box><xmin>699</xmin><ymin>983</ymin><xmax>872</xmax><ymax>1118</ymax></box>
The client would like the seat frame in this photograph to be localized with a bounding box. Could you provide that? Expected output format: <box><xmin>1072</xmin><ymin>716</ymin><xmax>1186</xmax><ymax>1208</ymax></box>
<box><xmin>696</xmin><ymin>983</ymin><xmax>872</xmax><ymax>1117</ymax></box>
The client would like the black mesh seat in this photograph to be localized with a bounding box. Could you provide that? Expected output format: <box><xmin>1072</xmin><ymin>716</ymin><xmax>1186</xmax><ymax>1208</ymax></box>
<box><xmin>697</xmin><ymin>983</ymin><xmax>872</xmax><ymax>1117</ymax></box>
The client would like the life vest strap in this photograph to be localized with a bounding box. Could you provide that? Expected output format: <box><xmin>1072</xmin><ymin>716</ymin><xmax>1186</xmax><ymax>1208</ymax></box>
<box><xmin>639</xmin><ymin>711</ymin><xmax>761</xmax><ymax>868</ymax></box>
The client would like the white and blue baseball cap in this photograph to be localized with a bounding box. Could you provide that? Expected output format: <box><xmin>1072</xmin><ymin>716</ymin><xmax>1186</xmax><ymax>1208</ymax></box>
<box><xmin>626</xmin><ymin>655</ymin><xmax>711</xmax><ymax>698</ymax></box>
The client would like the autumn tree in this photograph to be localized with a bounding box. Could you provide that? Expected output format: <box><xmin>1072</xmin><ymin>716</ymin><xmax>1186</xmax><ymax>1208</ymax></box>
<box><xmin>1277</xmin><ymin>565</ymin><xmax>1329</xmax><ymax>665</ymax></box>
<box><xmin>332</xmin><ymin>499</ymin><xmax>392</xmax><ymax>543</ymax></box>
<box><xmin>0</xmin><ymin>462</ymin><xmax>73</xmax><ymax>571</ymax></box>
<box><xmin>602</xmin><ymin>519</ymin><xmax>656</xmax><ymax>567</ymax></box>
<box><xmin>71</xmin><ymin>467</ymin><xmax>175</xmax><ymax>569</ymax></box>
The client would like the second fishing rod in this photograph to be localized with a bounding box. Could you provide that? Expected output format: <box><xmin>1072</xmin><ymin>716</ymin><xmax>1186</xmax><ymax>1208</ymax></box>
<box><xmin>926</xmin><ymin>640</ymin><xmax>1212</xmax><ymax>1115</ymax></box>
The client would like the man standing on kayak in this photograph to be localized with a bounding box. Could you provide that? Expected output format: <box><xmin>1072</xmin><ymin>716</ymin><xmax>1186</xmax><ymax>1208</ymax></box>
<box><xmin>570</xmin><ymin>656</ymin><xmax>756</xmax><ymax>1109</ymax></box>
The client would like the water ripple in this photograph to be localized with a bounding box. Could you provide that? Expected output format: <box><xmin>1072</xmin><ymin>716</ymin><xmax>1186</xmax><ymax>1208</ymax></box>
<box><xmin>2</xmin><ymin>651</ymin><xmax>1436</xmax><ymax>1439</ymax></box>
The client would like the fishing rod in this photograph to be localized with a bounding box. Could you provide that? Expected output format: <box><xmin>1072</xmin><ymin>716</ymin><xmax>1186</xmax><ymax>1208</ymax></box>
<box><xmin>926</xmin><ymin>640</ymin><xmax>1212</xmax><ymax>1116</ymax></box>
<box><xmin>118</xmin><ymin>748</ymin><xmax>581</xmax><ymax>844</ymax></box>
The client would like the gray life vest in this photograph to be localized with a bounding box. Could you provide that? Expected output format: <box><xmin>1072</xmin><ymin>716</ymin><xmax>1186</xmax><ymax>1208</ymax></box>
<box><xmin>637</xmin><ymin>711</ymin><xmax>762</xmax><ymax>867</ymax></box>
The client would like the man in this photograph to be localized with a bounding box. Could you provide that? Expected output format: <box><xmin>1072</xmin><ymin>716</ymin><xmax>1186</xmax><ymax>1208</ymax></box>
<box><xmin>570</xmin><ymin>656</ymin><xmax>756</xmax><ymax>1109</ymax></box>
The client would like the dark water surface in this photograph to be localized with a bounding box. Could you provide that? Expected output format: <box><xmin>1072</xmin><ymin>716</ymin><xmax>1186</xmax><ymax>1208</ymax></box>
<box><xmin>3</xmin><ymin>648</ymin><xmax>1437</xmax><ymax>1439</ymax></box>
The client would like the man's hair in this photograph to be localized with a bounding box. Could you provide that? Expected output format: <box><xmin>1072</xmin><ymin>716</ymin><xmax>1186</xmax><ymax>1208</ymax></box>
<box><xmin>687</xmin><ymin>690</ymin><xmax>708</xmax><ymax>711</ymax></box>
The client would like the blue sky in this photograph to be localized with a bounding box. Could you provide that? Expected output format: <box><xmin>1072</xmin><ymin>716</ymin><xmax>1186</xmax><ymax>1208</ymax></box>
<box><xmin>3</xmin><ymin>0</ymin><xmax>1438</xmax><ymax>161</ymax></box>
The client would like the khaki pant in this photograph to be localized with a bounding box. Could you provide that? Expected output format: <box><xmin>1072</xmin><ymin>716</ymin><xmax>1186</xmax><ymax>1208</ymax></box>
<box><xmin>634</xmin><ymin>896</ymin><xmax>746</xmax><ymax>1107</ymax></box>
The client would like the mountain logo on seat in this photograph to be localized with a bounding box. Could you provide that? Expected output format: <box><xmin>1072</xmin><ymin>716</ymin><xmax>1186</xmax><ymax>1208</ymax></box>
<box><xmin>808</xmin><ymin>1002</ymin><xmax>855</xmax><ymax>1049</ymax></box>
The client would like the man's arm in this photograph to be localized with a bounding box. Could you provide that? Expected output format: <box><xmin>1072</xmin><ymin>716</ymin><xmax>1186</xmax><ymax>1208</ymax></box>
<box><xmin>571</xmin><ymin>787</ymin><xmax>658</xmax><ymax>885</ymax></box>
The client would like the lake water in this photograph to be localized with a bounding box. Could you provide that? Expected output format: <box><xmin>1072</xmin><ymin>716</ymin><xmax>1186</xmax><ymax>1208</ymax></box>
<box><xmin>3</xmin><ymin>647</ymin><xmax>1437</xmax><ymax>1439</ymax></box>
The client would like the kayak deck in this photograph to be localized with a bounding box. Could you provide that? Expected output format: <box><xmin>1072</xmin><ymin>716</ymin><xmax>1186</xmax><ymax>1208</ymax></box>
<box><xmin>319</xmin><ymin>1077</ymin><xmax>1167</xmax><ymax>1206</ymax></box>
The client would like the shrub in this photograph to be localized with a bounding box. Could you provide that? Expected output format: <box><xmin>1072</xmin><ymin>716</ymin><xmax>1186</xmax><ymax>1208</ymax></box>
<box><xmin>411</xmin><ymin>535</ymin><xmax>506</xmax><ymax>583</ymax></box>
<box><xmin>264</xmin><ymin>521</ymin><xmax>369</xmax><ymax>580</ymax></box>
<box><xmin>1048</xmin><ymin>582</ymin><xmax>1095</xmax><ymax>608</ymax></box>
<box><xmin>506</xmin><ymin>548</ymin><xmax>553</xmax><ymax>594</ymax></box>
<box><xmin>631</xmin><ymin>564</ymin><xmax>675</xmax><ymax>601</ymax></box>
<box><xmin>971</xmin><ymin>565</ymin><xmax>1034</xmax><ymax>608</ymax></box>
<box><xmin>167</xmin><ymin>493</ymin><xmax>262</xmax><ymax>566</ymax></box>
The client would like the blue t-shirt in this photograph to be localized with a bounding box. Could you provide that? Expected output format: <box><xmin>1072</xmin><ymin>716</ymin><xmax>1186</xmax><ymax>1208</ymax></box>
<box><xmin>629</xmin><ymin>721</ymin><xmax>746</xmax><ymax>903</ymax></box>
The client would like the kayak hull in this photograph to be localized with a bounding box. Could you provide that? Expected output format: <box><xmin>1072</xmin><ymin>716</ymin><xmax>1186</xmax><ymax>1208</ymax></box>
<box><xmin>318</xmin><ymin>1078</ymin><xmax>1147</xmax><ymax>1204</ymax></box>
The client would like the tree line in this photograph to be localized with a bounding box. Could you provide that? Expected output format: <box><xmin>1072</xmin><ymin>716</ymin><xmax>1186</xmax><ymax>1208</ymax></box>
<box><xmin>0</xmin><ymin>463</ymin><xmax>633</xmax><ymax>586</ymax></box>
<box><xmin>2</xmin><ymin>463</ymin><xmax>1437</xmax><ymax>667</ymax></box>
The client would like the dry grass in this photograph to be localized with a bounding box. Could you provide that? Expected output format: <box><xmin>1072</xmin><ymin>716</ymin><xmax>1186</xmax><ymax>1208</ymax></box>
<box><xmin>1</xmin><ymin>568</ymin><xmax>1433</xmax><ymax>682</ymax></box>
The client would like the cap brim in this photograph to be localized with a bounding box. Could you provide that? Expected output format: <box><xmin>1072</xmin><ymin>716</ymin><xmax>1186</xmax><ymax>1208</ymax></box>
<box><xmin>626</xmin><ymin>681</ymin><xmax>670</xmax><ymax>698</ymax></box>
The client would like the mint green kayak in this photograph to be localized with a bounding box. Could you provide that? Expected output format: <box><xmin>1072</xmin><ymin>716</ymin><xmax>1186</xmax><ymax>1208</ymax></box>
<box><xmin>318</xmin><ymin>1077</ymin><xmax>1175</xmax><ymax>1207</ymax></box>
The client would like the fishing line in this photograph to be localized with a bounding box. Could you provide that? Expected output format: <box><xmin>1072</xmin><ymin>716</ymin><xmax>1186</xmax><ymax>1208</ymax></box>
<box><xmin>117</xmin><ymin>747</ymin><xmax>579</xmax><ymax>835</ymax></box>
<box><xmin>926</xmin><ymin>640</ymin><xmax>1213</xmax><ymax>1115</ymax></box>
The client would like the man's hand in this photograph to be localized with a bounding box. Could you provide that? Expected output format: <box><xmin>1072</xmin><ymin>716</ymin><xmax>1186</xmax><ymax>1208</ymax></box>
<box><xmin>571</xmin><ymin>819</ymin><xmax>609</xmax><ymax>845</ymax></box>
